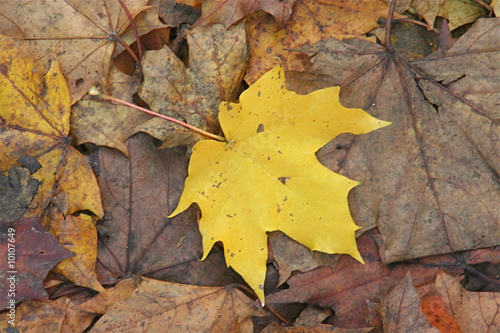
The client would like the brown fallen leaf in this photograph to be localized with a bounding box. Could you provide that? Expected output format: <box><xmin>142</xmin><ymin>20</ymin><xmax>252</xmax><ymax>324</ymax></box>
<box><xmin>96</xmin><ymin>133</ymin><xmax>244</xmax><ymax>287</ymax></box>
<box><xmin>244</xmin><ymin>0</ymin><xmax>398</xmax><ymax>84</ymax></box>
<box><xmin>137</xmin><ymin>22</ymin><xmax>248</xmax><ymax>148</ymax></box>
<box><xmin>0</xmin><ymin>297</ymin><xmax>69</xmax><ymax>332</ymax></box>
<box><xmin>262</xmin><ymin>322</ymin><xmax>372</xmax><ymax>333</ymax></box>
<box><xmin>394</xmin><ymin>0</ymin><xmax>445</xmax><ymax>28</ymax></box>
<box><xmin>412</xmin><ymin>17</ymin><xmax>500</xmax><ymax>174</ymax></box>
<box><xmin>0</xmin><ymin>0</ymin><xmax>150</xmax><ymax>104</ymax></box>
<box><xmin>80</xmin><ymin>277</ymin><xmax>140</xmax><ymax>315</ymax></box>
<box><xmin>195</xmin><ymin>0</ymin><xmax>297</xmax><ymax>28</ymax></box>
<box><xmin>0</xmin><ymin>166</ymin><xmax>39</xmax><ymax>223</ymax></box>
<box><xmin>297</xmin><ymin>17</ymin><xmax>500</xmax><ymax>263</ymax></box>
<box><xmin>435</xmin><ymin>272</ymin><xmax>500</xmax><ymax>332</ymax></box>
<box><xmin>71</xmin><ymin>68</ymin><xmax>151</xmax><ymax>156</ymax></box>
<box><xmin>55</xmin><ymin>288</ymin><xmax>98</xmax><ymax>333</ymax></box>
<box><xmin>269</xmin><ymin>231</ymin><xmax>339</xmax><ymax>286</ymax></box>
<box><xmin>0</xmin><ymin>218</ymin><xmax>74</xmax><ymax>310</ymax></box>
<box><xmin>266</xmin><ymin>229</ymin><xmax>492</xmax><ymax>328</ymax></box>
<box><xmin>89</xmin><ymin>276</ymin><xmax>266</xmax><ymax>332</ymax></box>
<box><xmin>377</xmin><ymin>273</ymin><xmax>439</xmax><ymax>332</ymax></box>
<box><xmin>0</xmin><ymin>35</ymin><xmax>103</xmax><ymax>218</ymax></box>
<box><xmin>154</xmin><ymin>0</ymin><xmax>201</xmax><ymax>27</ymax></box>
<box><xmin>294</xmin><ymin>304</ymin><xmax>333</xmax><ymax>326</ymax></box>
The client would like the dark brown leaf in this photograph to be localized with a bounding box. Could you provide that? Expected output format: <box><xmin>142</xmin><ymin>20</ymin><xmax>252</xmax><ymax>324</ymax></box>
<box><xmin>0</xmin><ymin>166</ymin><xmax>39</xmax><ymax>223</ymax></box>
<box><xmin>298</xmin><ymin>17</ymin><xmax>500</xmax><ymax>263</ymax></box>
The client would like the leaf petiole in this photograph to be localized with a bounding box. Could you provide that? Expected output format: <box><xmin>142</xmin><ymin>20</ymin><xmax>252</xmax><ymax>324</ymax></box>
<box><xmin>89</xmin><ymin>88</ymin><xmax>226</xmax><ymax>142</ymax></box>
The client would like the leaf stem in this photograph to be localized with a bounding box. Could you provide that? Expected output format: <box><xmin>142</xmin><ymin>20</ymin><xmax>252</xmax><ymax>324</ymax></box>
<box><xmin>91</xmin><ymin>91</ymin><xmax>226</xmax><ymax>142</ymax></box>
<box><xmin>385</xmin><ymin>0</ymin><xmax>398</xmax><ymax>53</ymax></box>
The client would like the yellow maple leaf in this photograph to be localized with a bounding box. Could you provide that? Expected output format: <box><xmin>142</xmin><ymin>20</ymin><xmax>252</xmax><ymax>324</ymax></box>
<box><xmin>169</xmin><ymin>64</ymin><xmax>390</xmax><ymax>304</ymax></box>
<box><xmin>0</xmin><ymin>35</ymin><xmax>102</xmax><ymax>218</ymax></box>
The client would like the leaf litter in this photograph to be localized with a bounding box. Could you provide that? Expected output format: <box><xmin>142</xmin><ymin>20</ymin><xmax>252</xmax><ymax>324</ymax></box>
<box><xmin>0</xmin><ymin>0</ymin><xmax>499</xmax><ymax>331</ymax></box>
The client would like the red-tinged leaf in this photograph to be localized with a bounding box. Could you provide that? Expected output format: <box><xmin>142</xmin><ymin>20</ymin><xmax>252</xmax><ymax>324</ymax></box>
<box><xmin>421</xmin><ymin>290</ymin><xmax>463</xmax><ymax>333</ymax></box>
<box><xmin>435</xmin><ymin>273</ymin><xmax>500</xmax><ymax>332</ymax></box>
<box><xmin>0</xmin><ymin>218</ymin><xmax>74</xmax><ymax>310</ymax></box>
<box><xmin>266</xmin><ymin>229</ymin><xmax>492</xmax><ymax>328</ymax></box>
<box><xmin>195</xmin><ymin>0</ymin><xmax>297</xmax><ymax>28</ymax></box>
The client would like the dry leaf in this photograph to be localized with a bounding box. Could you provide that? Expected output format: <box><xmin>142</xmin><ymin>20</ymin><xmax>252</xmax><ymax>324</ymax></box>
<box><xmin>0</xmin><ymin>35</ymin><xmax>103</xmax><ymax>218</ymax></box>
<box><xmin>71</xmin><ymin>68</ymin><xmax>151</xmax><ymax>156</ymax></box>
<box><xmin>266</xmin><ymin>229</ymin><xmax>493</xmax><ymax>328</ymax></box>
<box><xmin>244</xmin><ymin>0</ymin><xmax>398</xmax><ymax>84</ymax></box>
<box><xmin>435</xmin><ymin>272</ymin><xmax>500</xmax><ymax>332</ymax></box>
<box><xmin>195</xmin><ymin>0</ymin><xmax>297</xmax><ymax>27</ymax></box>
<box><xmin>0</xmin><ymin>298</ymin><xmax>69</xmax><ymax>332</ymax></box>
<box><xmin>89</xmin><ymin>277</ymin><xmax>266</xmax><ymax>332</ymax></box>
<box><xmin>96</xmin><ymin>133</ymin><xmax>244</xmax><ymax>287</ymax></box>
<box><xmin>0</xmin><ymin>0</ymin><xmax>150</xmax><ymax>103</ymax></box>
<box><xmin>169</xmin><ymin>64</ymin><xmax>390</xmax><ymax>303</ymax></box>
<box><xmin>43</xmin><ymin>208</ymin><xmax>104</xmax><ymax>293</ymax></box>
<box><xmin>298</xmin><ymin>17</ymin><xmax>500</xmax><ymax>263</ymax></box>
<box><xmin>0</xmin><ymin>166</ymin><xmax>39</xmax><ymax>222</ymax></box>
<box><xmin>377</xmin><ymin>273</ymin><xmax>439</xmax><ymax>333</ymax></box>
<box><xmin>137</xmin><ymin>23</ymin><xmax>248</xmax><ymax>148</ymax></box>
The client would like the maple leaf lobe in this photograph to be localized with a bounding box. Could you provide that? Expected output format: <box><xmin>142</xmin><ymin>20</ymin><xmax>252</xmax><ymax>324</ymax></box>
<box><xmin>170</xmin><ymin>64</ymin><xmax>390</xmax><ymax>304</ymax></box>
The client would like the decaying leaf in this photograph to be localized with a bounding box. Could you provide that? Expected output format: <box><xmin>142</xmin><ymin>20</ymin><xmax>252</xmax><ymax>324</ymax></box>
<box><xmin>297</xmin><ymin>17</ymin><xmax>500</xmax><ymax>264</ymax></box>
<box><xmin>266</xmin><ymin>229</ymin><xmax>493</xmax><ymax>328</ymax></box>
<box><xmin>269</xmin><ymin>231</ymin><xmax>339</xmax><ymax>286</ymax></box>
<box><xmin>0</xmin><ymin>166</ymin><xmax>39</xmax><ymax>223</ymax></box>
<box><xmin>169</xmin><ymin>64</ymin><xmax>390</xmax><ymax>303</ymax></box>
<box><xmin>0</xmin><ymin>297</ymin><xmax>70</xmax><ymax>332</ymax></box>
<box><xmin>0</xmin><ymin>0</ymin><xmax>150</xmax><ymax>103</ymax></box>
<box><xmin>43</xmin><ymin>208</ymin><xmax>104</xmax><ymax>292</ymax></box>
<box><xmin>244</xmin><ymin>0</ymin><xmax>398</xmax><ymax>84</ymax></box>
<box><xmin>0</xmin><ymin>35</ymin><xmax>103</xmax><ymax>218</ymax></box>
<box><xmin>90</xmin><ymin>276</ymin><xmax>266</xmax><ymax>332</ymax></box>
<box><xmin>435</xmin><ymin>272</ymin><xmax>500</xmax><ymax>332</ymax></box>
<box><xmin>0</xmin><ymin>218</ymin><xmax>74</xmax><ymax>310</ymax></box>
<box><xmin>137</xmin><ymin>22</ymin><xmax>248</xmax><ymax>148</ymax></box>
<box><xmin>70</xmin><ymin>68</ymin><xmax>151</xmax><ymax>156</ymax></box>
<box><xmin>377</xmin><ymin>273</ymin><xmax>439</xmax><ymax>332</ymax></box>
<box><xmin>96</xmin><ymin>133</ymin><xmax>244</xmax><ymax>287</ymax></box>
<box><xmin>195</xmin><ymin>0</ymin><xmax>297</xmax><ymax>28</ymax></box>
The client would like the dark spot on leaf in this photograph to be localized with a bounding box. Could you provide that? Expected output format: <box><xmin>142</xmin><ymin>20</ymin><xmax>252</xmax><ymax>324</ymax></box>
<box><xmin>277</xmin><ymin>204</ymin><xmax>281</xmax><ymax>213</ymax></box>
<box><xmin>257</xmin><ymin>124</ymin><xmax>264</xmax><ymax>132</ymax></box>
<box><xmin>258</xmin><ymin>90</ymin><xmax>261</xmax><ymax>97</ymax></box>
<box><xmin>0</xmin><ymin>63</ymin><xmax>8</xmax><ymax>74</ymax></box>
<box><xmin>76</xmin><ymin>78</ymin><xmax>84</xmax><ymax>88</ymax></box>
<box><xmin>230</xmin><ymin>253</ymin><xmax>235</xmax><ymax>257</ymax></box>
<box><xmin>278</xmin><ymin>177</ymin><xmax>290</xmax><ymax>184</ymax></box>
<box><xmin>259</xmin><ymin>284</ymin><xmax>264</xmax><ymax>290</ymax></box>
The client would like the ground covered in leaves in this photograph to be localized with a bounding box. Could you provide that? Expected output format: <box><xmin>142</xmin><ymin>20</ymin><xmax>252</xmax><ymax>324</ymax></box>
<box><xmin>0</xmin><ymin>0</ymin><xmax>499</xmax><ymax>332</ymax></box>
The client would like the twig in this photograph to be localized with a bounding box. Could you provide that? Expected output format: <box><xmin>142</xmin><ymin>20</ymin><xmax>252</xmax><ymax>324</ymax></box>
<box><xmin>89</xmin><ymin>88</ymin><xmax>226</xmax><ymax>142</ymax></box>
<box><xmin>378</xmin><ymin>18</ymin><xmax>440</xmax><ymax>34</ymax></box>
